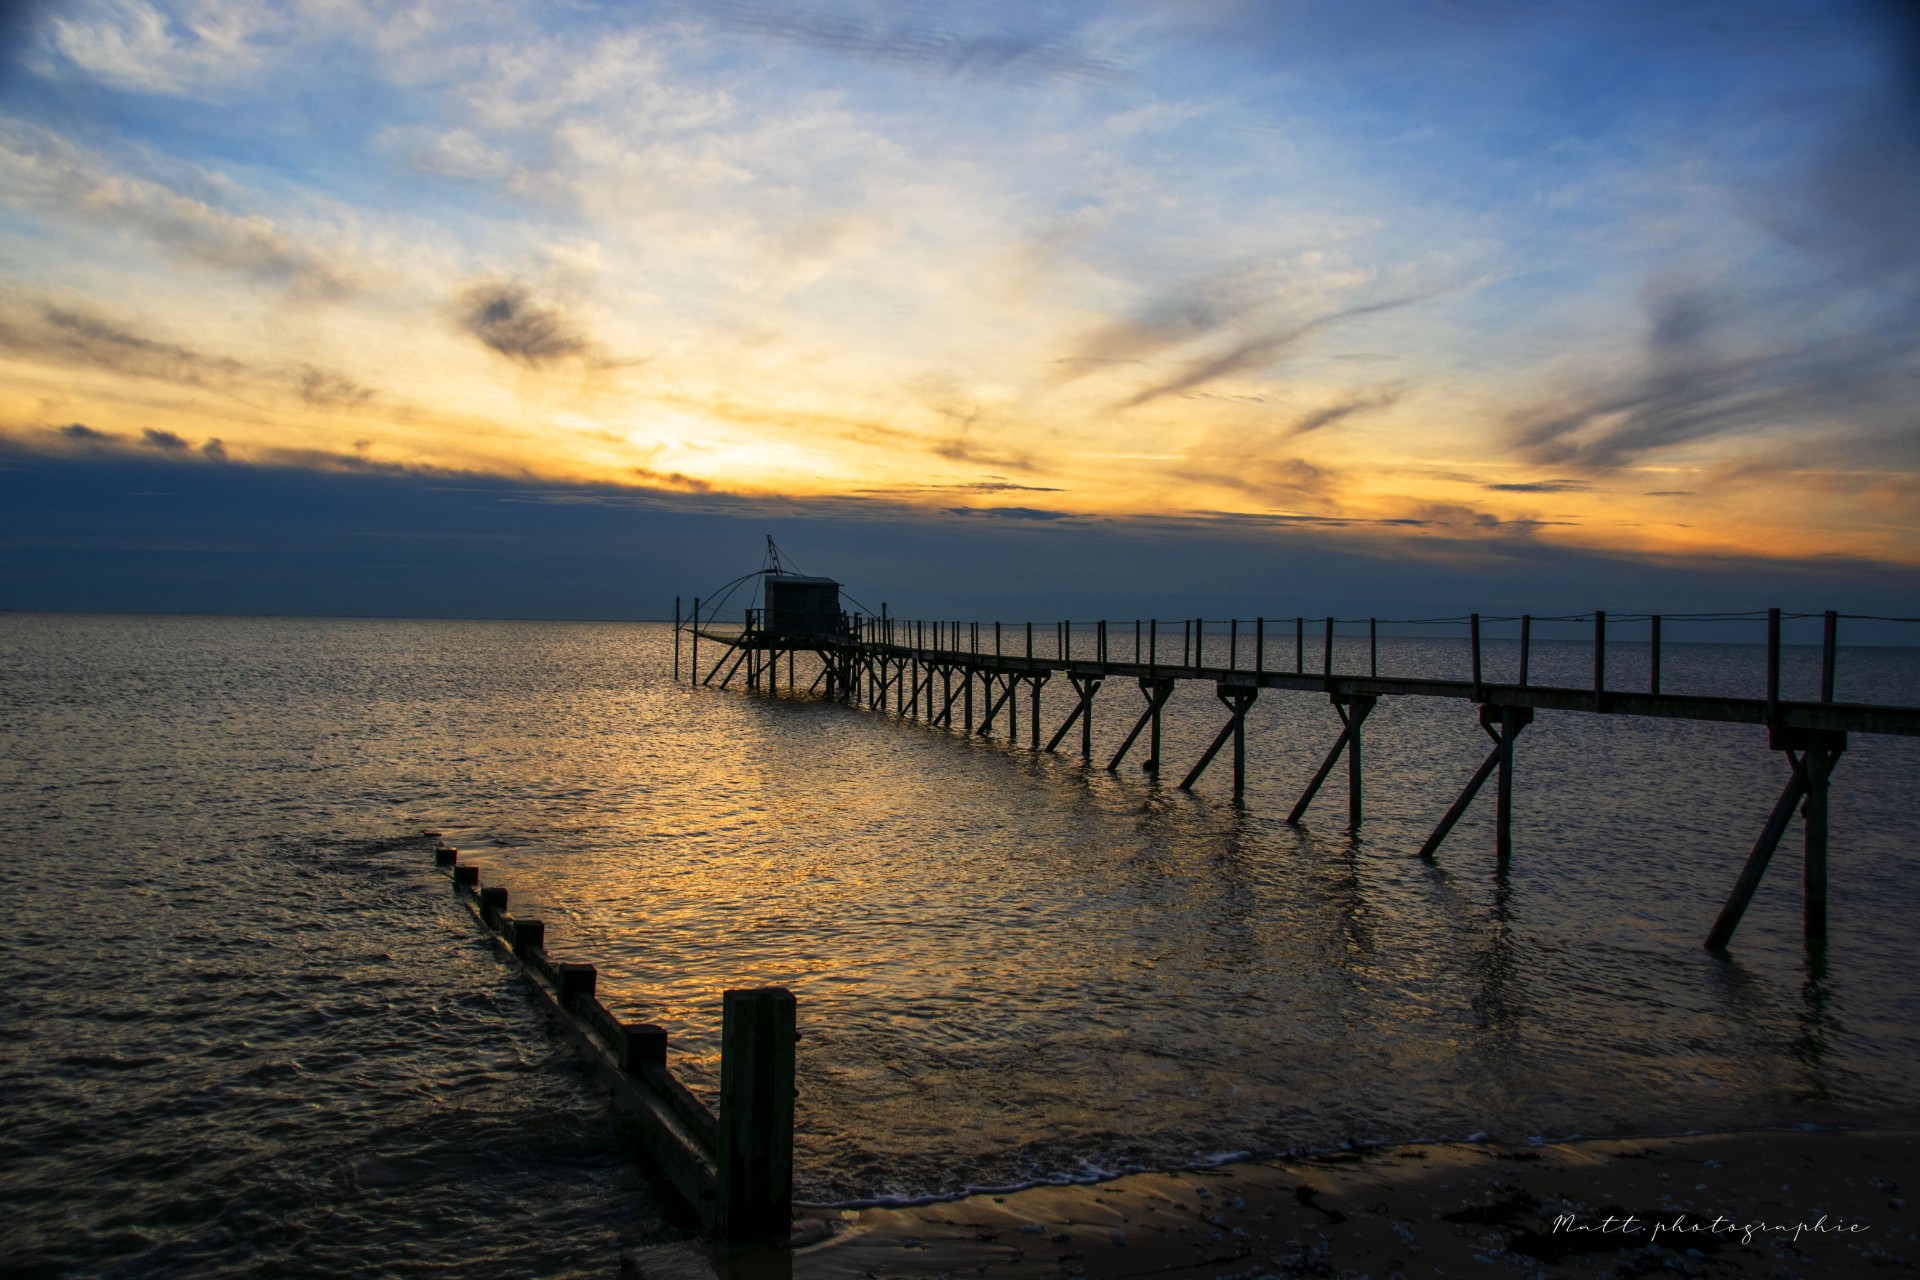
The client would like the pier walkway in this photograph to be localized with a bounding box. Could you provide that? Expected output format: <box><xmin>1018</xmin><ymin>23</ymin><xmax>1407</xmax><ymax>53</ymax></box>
<box><xmin>676</xmin><ymin>595</ymin><xmax>1916</xmax><ymax>954</ymax></box>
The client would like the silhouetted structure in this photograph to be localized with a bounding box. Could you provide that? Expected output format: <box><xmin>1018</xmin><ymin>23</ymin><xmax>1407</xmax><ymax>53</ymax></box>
<box><xmin>763</xmin><ymin>574</ymin><xmax>840</xmax><ymax>639</ymax></box>
<box><xmin>676</xmin><ymin>565</ymin><xmax>1917</xmax><ymax>957</ymax></box>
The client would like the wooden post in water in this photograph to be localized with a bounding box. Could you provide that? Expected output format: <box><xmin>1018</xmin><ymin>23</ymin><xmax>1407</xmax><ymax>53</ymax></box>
<box><xmin>1370</xmin><ymin>618</ymin><xmax>1377</xmax><ymax>677</ymax></box>
<box><xmin>1255</xmin><ymin>618</ymin><xmax>1264</xmax><ymax>674</ymax></box>
<box><xmin>1324</xmin><ymin>616</ymin><xmax>1333</xmax><ymax>679</ymax></box>
<box><xmin>674</xmin><ymin>597</ymin><xmax>681</xmax><ymax>681</ymax></box>
<box><xmin>1346</xmin><ymin>695</ymin><xmax>1375</xmax><ymax>830</ymax></box>
<box><xmin>1030</xmin><ymin>675</ymin><xmax>1043</xmax><ymax>750</ymax></box>
<box><xmin>691</xmin><ymin>598</ymin><xmax>701</xmax><ymax>687</ymax></box>
<box><xmin>1295</xmin><ymin>617</ymin><xmax>1304</xmax><ymax>673</ymax></box>
<box><xmin>1804</xmin><ymin>738</ymin><xmax>1838</xmax><ymax>948</ymax></box>
<box><xmin>1494</xmin><ymin>704</ymin><xmax>1531</xmax><ymax>867</ymax></box>
<box><xmin>716</xmin><ymin>987</ymin><xmax>796</xmax><ymax>1242</ymax></box>
<box><xmin>1519</xmin><ymin>614</ymin><xmax>1531</xmax><ymax>687</ymax></box>
<box><xmin>1229</xmin><ymin>619</ymin><xmax>1238</xmax><ymax>671</ymax></box>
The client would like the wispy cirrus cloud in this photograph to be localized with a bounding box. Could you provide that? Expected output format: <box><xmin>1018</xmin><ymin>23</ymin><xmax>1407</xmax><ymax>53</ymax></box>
<box><xmin>0</xmin><ymin>127</ymin><xmax>358</xmax><ymax>297</ymax></box>
<box><xmin>691</xmin><ymin>1</ymin><xmax>1121</xmax><ymax>85</ymax></box>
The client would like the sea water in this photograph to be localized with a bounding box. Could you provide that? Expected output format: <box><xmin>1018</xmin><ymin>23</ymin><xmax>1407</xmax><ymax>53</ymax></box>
<box><xmin>4</xmin><ymin>614</ymin><xmax>1917</xmax><ymax>1274</ymax></box>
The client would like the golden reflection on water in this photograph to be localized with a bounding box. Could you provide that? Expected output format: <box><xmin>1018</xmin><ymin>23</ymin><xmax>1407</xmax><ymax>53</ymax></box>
<box><xmin>430</xmin><ymin>626</ymin><xmax>1920</xmax><ymax>1200</ymax></box>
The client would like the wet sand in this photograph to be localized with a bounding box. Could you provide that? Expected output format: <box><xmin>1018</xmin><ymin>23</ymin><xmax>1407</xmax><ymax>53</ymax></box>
<box><xmin>788</xmin><ymin>1130</ymin><xmax>1917</xmax><ymax>1279</ymax></box>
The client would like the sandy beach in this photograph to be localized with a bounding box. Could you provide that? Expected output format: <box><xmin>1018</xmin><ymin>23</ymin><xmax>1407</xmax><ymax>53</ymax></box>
<box><xmin>786</xmin><ymin>1130</ymin><xmax>1917</xmax><ymax>1279</ymax></box>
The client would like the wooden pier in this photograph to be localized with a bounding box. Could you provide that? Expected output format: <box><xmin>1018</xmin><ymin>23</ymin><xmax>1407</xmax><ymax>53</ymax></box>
<box><xmin>676</xmin><ymin>584</ymin><xmax>1916</xmax><ymax>955</ymax></box>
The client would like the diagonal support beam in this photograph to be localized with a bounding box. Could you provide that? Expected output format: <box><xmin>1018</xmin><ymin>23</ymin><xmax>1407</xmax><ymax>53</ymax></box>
<box><xmin>1705</xmin><ymin>726</ymin><xmax>1847</xmax><ymax>952</ymax></box>
<box><xmin>1045</xmin><ymin>674</ymin><xmax>1100</xmax><ymax>755</ymax></box>
<box><xmin>1288</xmin><ymin>713</ymin><xmax>1353</xmax><ymax>824</ymax></box>
<box><xmin>1417</xmin><ymin>704</ymin><xmax>1530</xmax><ymax>860</ymax></box>
<box><xmin>937</xmin><ymin>667</ymin><xmax>963</xmax><ymax>727</ymax></box>
<box><xmin>1179</xmin><ymin>685</ymin><xmax>1258</xmax><ymax>795</ymax></box>
<box><xmin>702</xmin><ymin>640</ymin><xmax>741</xmax><ymax>686</ymax></box>
<box><xmin>1704</xmin><ymin>757</ymin><xmax>1808</xmax><ymax>952</ymax></box>
<box><xmin>1108</xmin><ymin>678</ymin><xmax>1176</xmax><ymax>771</ymax></box>
<box><xmin>977</xmin><ymin>672</ymin><xmax>1017</xmax><ymax>737</ymax></box>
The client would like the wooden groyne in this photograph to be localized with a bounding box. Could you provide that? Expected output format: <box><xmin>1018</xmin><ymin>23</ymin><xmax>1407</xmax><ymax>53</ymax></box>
<box><xmin>676</xmin><ymin>587</ymin><xmax>1918</xmax><ymax>954</ymax></box>
<box><xmin>432</xmin><ymin>845</ymin><xmax>796</xmax><ymax>1242</ymax></box>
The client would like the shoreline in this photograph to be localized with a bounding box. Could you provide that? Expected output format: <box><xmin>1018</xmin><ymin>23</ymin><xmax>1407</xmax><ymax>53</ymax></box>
<box><xmin>787</xmin><ymin>1128</ymin><xmax>1917</xmax><ymax>1278</ymax></box>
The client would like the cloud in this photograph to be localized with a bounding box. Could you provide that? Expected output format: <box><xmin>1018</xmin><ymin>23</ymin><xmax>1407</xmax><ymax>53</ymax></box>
<box><xmin>692</xmin><ymin>1</ymin><xmax>1119</xmax><ymax>84</ymax></box>
<box><xmin>1117</xmin><ymin>295</ymin><xmax>1431</xmax><ymax>409</ymax></box>
<box><xmin>0</xmin><ymin>302</ymin><xmax>376</xmax><ymax>409</ymax></box>
<box><xmin>1282</xmin><ymin>385</ymin><xmax>1404</xmax><ymax>439</ymax></box>
<box><xmin>456</xmin><ymin>281</ymin><xmax>589</xmax><ymax>365</ymax></box>
<box><xmin>201</xmin><ymin>437</ymin><xmax>227</xmax><ymax>460</ymax></box>
<box><xmin>1510</xmin><ymin>286</ymin><xmax>1920</xmax><ymax>473</ymax></box>
<box><xmin>377</xmin><ymin>126</ymin><xmax>515</xmax><ymax>183</ymax></box>
<box><xmin>1485</xmin><ymin>479</ymin><xmax>1592</xmax><ymax>494</ymax></box>
<box><xmin>1173</xmin><ymin>454</ymin><xmax>1339</xmax><ymax>509</ymax></box>
<box><xmin>298</xmin><ymin>367</ymin><xmax>373</xmax><ymax>408</ymax></box>
<box><xmin>139</xmin><ymin>427</ymin><xmax>188</xmax><ymax>451</ymax></box>
<box><xmin>0</xmin><ymin>303</ymin><xmax>243</xmax><ymax>383</ymax></box>
<box><xmin>58</xmin><ymin>422</ymin><xmax>113</xmax><ymax>441</ymax></box>
<box><xmin>0</xmin><ymin>128</ymin><xmax>357</xmax><ymax>297</ymax></box>
<box><xmin>34</xmin><ymin>0</ymin><xmax>275</xmax><ymax>97</ymax></box>
<box><xmin>944</xmin><ymin>505</ymin><xmax>1073</xmax><ymax>520</ymax></box>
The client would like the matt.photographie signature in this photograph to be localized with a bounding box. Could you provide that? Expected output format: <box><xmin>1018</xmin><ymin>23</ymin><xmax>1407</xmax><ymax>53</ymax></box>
<box><xmin>1551</xmin><ymin>1212</ymin><xmax>1870</xmax><ymax>1247</ymax></box>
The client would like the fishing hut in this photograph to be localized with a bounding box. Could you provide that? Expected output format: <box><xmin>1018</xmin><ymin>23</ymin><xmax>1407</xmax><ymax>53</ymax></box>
<box><xmin>675</xmin><ymin>546</ymin><xmax>1919</xmax><ymax>956</ymax></box>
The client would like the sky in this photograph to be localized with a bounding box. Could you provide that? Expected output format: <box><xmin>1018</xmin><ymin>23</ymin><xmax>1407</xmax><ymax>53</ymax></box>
<box><xmin>2</xmin><ymin>0</ymin><xmax>1919</xmax><ymax>619</ymax></box>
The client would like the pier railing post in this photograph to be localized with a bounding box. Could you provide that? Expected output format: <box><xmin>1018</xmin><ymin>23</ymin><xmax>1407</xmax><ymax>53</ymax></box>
<box><xmin>1651</xmin><ymin>615</ymin><xmax>1662</xmax><ymax>695</ymax></box>
<box><xmin>1593</xmin><ymin>610</ymin><xmax>1606</xmax><ymax>709</ymax></box>
<box><xmin>675</xmin><ymin>596</ymin><xmax>682</xmax><ymax>681</ymax></box>
<box><xmin>1470</xmin><ymin>613</ymin><xmax>1482</xmax><ymax>700</ymax></box>
<box><xmin>1767</xmin><ymin>607</ymin><xmax>1781</xmax><ymax>725</ymax></box>
<box><xmin>1821</xmin><ymin>611</ymin><xmax>1837</xmax><ymax>702</ymax></box>
<box><xmin>716</xmin><ymin>987</ymin><xmax>797</xmax><ymax>1242</ymax></box>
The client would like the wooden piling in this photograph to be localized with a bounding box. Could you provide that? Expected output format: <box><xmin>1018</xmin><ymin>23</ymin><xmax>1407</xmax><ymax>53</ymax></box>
<box><xmin>1346</xmin><ymin>695</ymin><xmax>1374</xmax><ymax>830</ymax></box>
<box><xmin>716</xmin><ymin>987</ymin><xmax>797</xmax><ymax>1241</ymax></box>
<box><xmin>675</xmin><ymin>596</ymin><xmax>682</xmax><ymax>681</ymax></box>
